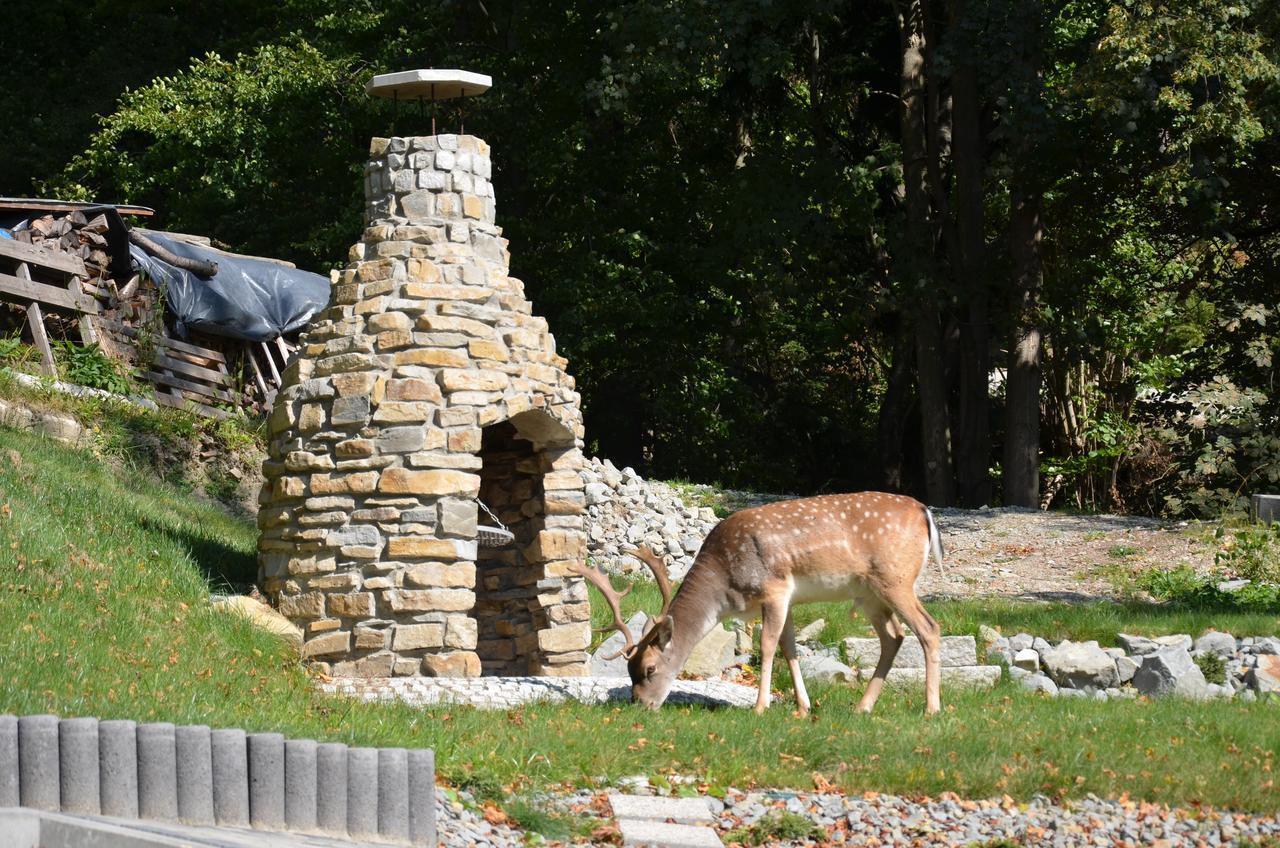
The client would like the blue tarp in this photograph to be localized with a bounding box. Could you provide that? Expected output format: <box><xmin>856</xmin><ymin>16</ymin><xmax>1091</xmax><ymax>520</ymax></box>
<box><xmin>129</xmin><ymin>233</ymin><xmax>329</xmax><ymax>343</ymax></box>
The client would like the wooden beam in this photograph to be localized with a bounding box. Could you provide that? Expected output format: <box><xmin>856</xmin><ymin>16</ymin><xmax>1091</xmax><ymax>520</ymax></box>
<box><xmin>152</xmin><ymin>390</ymin><xmax>229</xmax><ymax>419</ymax></box>
<box><xmin>152</xmin><ymin>351</ymin><xmax>232</xmax><ymax>386</ymax></box>
<box><xmin>246</xmin><ymin>346</ymin><xmax>272</xmax><ymax>402</ymax></box>
<box><xmin>259</xmin><ymin>341</ymin><xmax>282</xmax><ymax>386</ymax></box>
<box><xmin>140</xmin><ymin>370</ymin><xmax>235</xmax><ymax>403</ymax></box>
<box><xmin>96</xmin><ymin>319</ymin><xmax>227</xmax><ymax>363</ymax></box>
<box><xmin>0</xmin><ymin>237</ymin><xmax>87</xmax><ymax>278</ymax></box>
<box><xmin>0</xmin><ymin>271</ymin><xmax>100</xmax><ymax>314</ymax></box>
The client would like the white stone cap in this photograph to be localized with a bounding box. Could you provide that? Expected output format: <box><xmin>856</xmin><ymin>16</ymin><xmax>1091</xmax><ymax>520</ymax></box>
<box><xmin>366</xmin><ymin>69</ymin><xmax>492</xmax><ymax>101</ymax></box>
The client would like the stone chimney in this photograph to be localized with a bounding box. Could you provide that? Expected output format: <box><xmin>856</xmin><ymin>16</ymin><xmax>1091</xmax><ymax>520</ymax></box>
<box><xmin>257</xmin><ymin>134</ymin><xmax>591</xmax><ymax>678</ymax></box>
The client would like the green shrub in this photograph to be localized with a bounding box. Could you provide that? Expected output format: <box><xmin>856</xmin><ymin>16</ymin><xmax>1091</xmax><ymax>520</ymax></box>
<box><xmin>1194</xmin><ymin>652</ymin><xmax>1227</xmax><ymax>684</ymax></box>
<box><xmin>724</xmin><ymin>810</ymin><xmax>823</xmax><ymax>846</ymax></box>
<box><xmin>1214</xmin><ymin>522</ymin><xmax>1280</xmax><ymax>584</ymax></box>
<box><xmin>53</xmin><ymin>341</ymin><xmax>135</xmax><ymax>395</ymax></box>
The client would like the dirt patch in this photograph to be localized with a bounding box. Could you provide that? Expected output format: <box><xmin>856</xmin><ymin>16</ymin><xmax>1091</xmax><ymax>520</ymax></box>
<box><xmin>918</xmin><ymin>507</ymin><xmax>1212</xmax><ymax>601</ymax></box>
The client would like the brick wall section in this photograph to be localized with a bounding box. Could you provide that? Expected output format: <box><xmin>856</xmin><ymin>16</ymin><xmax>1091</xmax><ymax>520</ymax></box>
<box><xmin>257</xmin><ymin>135</ymin><xmax>590</xmax><ymax>678</ymax></box>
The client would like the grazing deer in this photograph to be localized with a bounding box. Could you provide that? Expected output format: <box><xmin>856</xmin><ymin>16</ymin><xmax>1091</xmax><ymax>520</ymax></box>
<box><xmin>574</xmin><ymin>492</ymin><xmax>944</xmax><ymax>716</ymax></box>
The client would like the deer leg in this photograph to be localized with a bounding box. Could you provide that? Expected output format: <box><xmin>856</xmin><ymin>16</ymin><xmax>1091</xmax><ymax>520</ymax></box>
<box><xmin>780</xmin><ymin>611</ymin><xmax>810</xmax><ymax>717</ymax></box>
<box><xmin>755</xmin><ymin>598</ymin><xmax>787</xmax><ymax>714</ymax></box>
<box><xmin>889</xmin><ymin>593</ymin><xmax>942</xmax><ymax>715</ymax></box>
<box><xmin>855</xmin><ymin>603</ymin><xmax>903</xmax><ymax>714</ymax></box>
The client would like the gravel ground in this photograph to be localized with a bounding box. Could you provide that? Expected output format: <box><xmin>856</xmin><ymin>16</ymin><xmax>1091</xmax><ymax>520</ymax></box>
<box><xmin>440</xmin><ymin>785</ymin><xmax>1280</xmax><ymax>847</ymax></box>
<box><xmin>920</xmin><ymin>507</ymin><xmax>1211</xmax><ymax>601</ymax></box>
<box><xmin>436</xmin><ymin>786</ymin><xmax>529</xmax><ymax>847</ymax></box>
<box><xmin>715</xmin><ymin>789</ymin><xmax>1280</xmax><ymax>847</ymax></box>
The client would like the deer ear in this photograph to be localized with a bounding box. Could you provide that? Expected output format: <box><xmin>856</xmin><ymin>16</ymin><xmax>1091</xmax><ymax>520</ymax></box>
<box><xmin>652</xmin><ymin>616</ymin><xmax>674</xmax><ymax>651</ymax></box>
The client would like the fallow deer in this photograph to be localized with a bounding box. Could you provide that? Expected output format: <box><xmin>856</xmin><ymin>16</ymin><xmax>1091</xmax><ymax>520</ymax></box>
<box><xmin>573</xmin><ymin>492</ymin><xmax>944</xmax><ymax>716</ymax></box>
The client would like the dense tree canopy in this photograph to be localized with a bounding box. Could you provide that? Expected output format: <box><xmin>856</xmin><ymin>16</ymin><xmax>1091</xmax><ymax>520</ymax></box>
<box><xmin>4</xmin><ymin>0</ymin><xmax>1276</xmax><ymax>513</ymax></box>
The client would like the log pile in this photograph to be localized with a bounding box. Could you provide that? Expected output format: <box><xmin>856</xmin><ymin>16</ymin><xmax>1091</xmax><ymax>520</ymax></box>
<box><xmin>10</xmin><ymin>212</ymin><xmax>113</xmax><ymax>284</ymax></box>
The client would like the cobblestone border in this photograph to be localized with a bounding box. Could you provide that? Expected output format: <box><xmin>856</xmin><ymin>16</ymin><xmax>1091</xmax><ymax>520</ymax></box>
<box><xmin>318</xmin><ymin>675</ymin><xmax>759</xmax><ymax>710</ymax></box>
<box><xmin>0</xmin><ymin>715</ymin><xmax>434</xmax><ymax>845</ymax></box>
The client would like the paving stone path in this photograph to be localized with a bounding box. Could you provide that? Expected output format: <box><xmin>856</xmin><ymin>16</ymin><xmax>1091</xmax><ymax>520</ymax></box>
<box><xmin>610</xmin><ymin>794</ymin><xmax>723</xmax><ymax>847</ymax></box>
<box><xmin>317</xmin><ymin>675</ymin><xmax>758</xmax><ymax>710</ymax></box>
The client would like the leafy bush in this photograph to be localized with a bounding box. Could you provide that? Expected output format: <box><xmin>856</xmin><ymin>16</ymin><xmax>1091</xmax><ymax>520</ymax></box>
<box><xmin>1137</xmin><ymin>564</ymin><xmax>1280</xmax><ymax>611</ymax></box>
<box><xmin>53</xmin><ymin>341</ymin><xmax>135</xmax><ymax>395</ymax></box>
<box><xmin>1194</xmin><ymin>652</ymin><xmax>1227</xmax><ymax>685</ymax></box>
<box><xmin>1213</xmin><ymin>522</ymin><xmax>1280</xmax><ymax>584</ymax></box>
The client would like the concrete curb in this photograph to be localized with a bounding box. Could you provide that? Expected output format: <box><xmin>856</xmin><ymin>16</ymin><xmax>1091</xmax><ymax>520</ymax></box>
<box><xmin>0</xmin><ymin>714</ymin><xmax>434</xmax><ymax>846</ymax></box>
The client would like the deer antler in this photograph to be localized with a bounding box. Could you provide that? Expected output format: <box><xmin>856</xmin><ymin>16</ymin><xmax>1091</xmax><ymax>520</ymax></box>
<box><xmin>624</xmin><ymin>546</ymin><xmax>673</xmax><ymax>620</ymax></box>
<box><xmin>570</xmin><ymin>562</ymin><xmax>636</xmax><ymax>660</ymax></box>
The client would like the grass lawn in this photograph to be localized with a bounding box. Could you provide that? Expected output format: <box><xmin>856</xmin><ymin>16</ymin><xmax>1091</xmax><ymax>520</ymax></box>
<box><xmin>1</xmin><ymin>423</ymin><xmax>1278</xmax><ymax>820</ymax></box>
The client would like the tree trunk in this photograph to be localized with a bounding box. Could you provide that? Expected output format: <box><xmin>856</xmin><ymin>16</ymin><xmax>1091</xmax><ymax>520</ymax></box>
<box><xmin>1002</xmin><ymin>0</ymin><xmax>1046</xmax><ymax>509</ymax></box>
<box><xmin>897</xmin><ymin>0</ymin><xmax>955</xmax><ymax>506</ymax></box>
<box><xmin>950</xmin><ymin>0</ymin><xmax>992</xmax><ymax>507</ymax></box>
<box><xmin>1003</xmin><ymin>187</ymin><xmax>1044</xmax><ymax>507</ymax></box>
<box><xmin>878</xmin><ymin>326</ymin><xmax>915</xmax><ymax>491</ymax></box>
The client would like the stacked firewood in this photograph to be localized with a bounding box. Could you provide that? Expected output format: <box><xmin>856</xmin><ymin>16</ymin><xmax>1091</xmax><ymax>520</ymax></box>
<box><xmin>11</xmin><ymin>212</ymin><xmax>114</xmax><ymax>283</ymax></box>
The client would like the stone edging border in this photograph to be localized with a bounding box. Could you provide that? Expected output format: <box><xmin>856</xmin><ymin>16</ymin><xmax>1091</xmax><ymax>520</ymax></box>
<box><xmin>0</xmin><ymin>714</ymin><xmax>435</xmax><ymax>846</ymax></box>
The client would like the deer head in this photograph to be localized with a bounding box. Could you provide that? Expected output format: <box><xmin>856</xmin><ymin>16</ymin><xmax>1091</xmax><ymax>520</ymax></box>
<box><xmin>571</xmin><ymin>545</ymin><xmax>675</xmax><ymax>707</ymax></box>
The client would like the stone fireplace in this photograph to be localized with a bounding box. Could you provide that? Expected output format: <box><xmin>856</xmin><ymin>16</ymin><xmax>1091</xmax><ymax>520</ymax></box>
<box><xmin>257</xmin><ymin>133</ymin><xmax>591</xmax><ymax>678</ymax></box>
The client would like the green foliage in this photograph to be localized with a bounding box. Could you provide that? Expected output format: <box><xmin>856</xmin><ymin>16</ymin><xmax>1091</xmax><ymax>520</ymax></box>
<box><xmin>1213</xmin><ymin>522</ymin><xmax>1280</xmax><ymax>584</ymax></box>
<box><xmin>53</xmin><ymin>341</ymin><xmax>136</xmax><ymax>396</ymax></box>
<box><xmin>724</xmin><ymin>810</ymin><xmax>824</xmax><ymax>846</ymax></box>
<box><xmin>1136</xmin><ymin>564</ymin><xmax>1280</xmax><ymax>612</ymax></box>
<box><xmin>1194</xmin><ymin>652</ymin><xmax>1227</xmax><ymax>685</ymax></box>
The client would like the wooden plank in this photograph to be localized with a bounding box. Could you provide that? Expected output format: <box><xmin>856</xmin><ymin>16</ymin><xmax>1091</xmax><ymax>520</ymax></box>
<box><xmin>152</xmin><ymin>351</ymin><xmax>231</xmax><ymax>387</ymax></box>
<box><xmin>246</xmin><ymin>346</ymin><xmax>272</xmax><ymax>402</ymax></box>
<box><xmin>140</xmin><ymin>370</ymin><xmax>235</xmax><ymax>403</ymax></box>
<box><xmin>259</xmin><ymin>341</ymin><xmax>282</xmax><ymax>385</ymax></box>
<box><xmin>0</xmin><ymin>271</ymin><xmax>100</xmax><ymax>314</ymax></box>
<box><xmin>152</xmin><ymin>390</ymin><xmax>229</xmax><ymax>419</ymax></box>
<box><xmin>95</xmin><ymin>319</ymin><xmax>227</xmax><ymax>364</ymax></box>
<box><xmin>0</xmin><ymin>237</ymin><xmax>87</xmax><ymax>278</ymax></box>
<box><xmin>0</xmin><ymin>197</ymin><xmax>154</xmax><ymax>217</ymax></box>
<box><xmin>26</xmin><ymin>302</ymin><xmax>58</xmax><ymax>378</ymax></box>
<box><xmin>67</xmin><ymin>277</ymin><xmax>98</xmax><ymax>344</ymax></box>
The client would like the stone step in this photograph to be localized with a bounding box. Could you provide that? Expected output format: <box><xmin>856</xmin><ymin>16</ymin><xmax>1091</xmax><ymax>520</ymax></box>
<box><xmin>618</xmin><ymin>819</ymin><xmax>724</xmax><ymax>847</ymax></box>
<box><xmin>609</xmin><ymin>794</ymin><xmax>714</xmax><ymax>824</ymax></box>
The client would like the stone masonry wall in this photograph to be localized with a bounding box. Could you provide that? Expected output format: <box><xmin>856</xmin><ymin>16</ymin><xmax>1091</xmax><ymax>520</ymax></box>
<box><xmin>257</xmin><ymin>135</ymin><xmax>591</xmax><ymax>679</ymax></box>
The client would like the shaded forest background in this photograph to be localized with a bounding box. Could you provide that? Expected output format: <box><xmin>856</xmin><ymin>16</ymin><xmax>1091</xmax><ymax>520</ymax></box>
<box><xmin>1</xmin><ymin>0</ymin><xmax>1276</xmax><ymax>516</ymax></box>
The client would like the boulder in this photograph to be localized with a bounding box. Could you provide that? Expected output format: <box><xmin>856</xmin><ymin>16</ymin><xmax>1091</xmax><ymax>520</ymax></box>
<box><xmin>1246</xmin><ymin>655</ymin><xmax>1280</xmax><ymax>695</ymax></box>
<box><xmin>591</xmin><ymin>611</ymin><xmax>650</xmax><ymax>676</ymax></box>
<box><xmin>796</xmin><ymin>619</ymin><xmax>827</xmax><ymax>644</ymax></box>
<box><xmin>1115</xmin><ymin>655</ymin><xmax>1141</xmax><ymax>684</ymax></box>
<box><xmin>855</xmin><ymin>666</ymin><xmax>1001</xmax><ymax>689</ymax></box>
<box><xmin>1008</xmin><ymin>633</ymin><xmax>1034</xmax><ymax>652</ymax></box>
<box><xmin>682</xmin><ymin>624</ymin><xmax>736</xmax><ymax>678</ymax></box>
<box><xmin>843</xmin><ymin>635</ymin><xmax>977</xmax><ymax>669</ymax></box>
<box><xmin>1193</xmin><ymin>631</ymin><xmax>1237</xmax><ymax>658</ymax></box>
<box><xmin>1116</xmin><ymin>633</ymin><xmax>1192</xmax><ymax>656</ymax></box>
<box><xmin>1041</xmin><ymin>640</ymin><xmax>1119</xmax><ymax>690</ymax></box>
<box><xmin>797</xmin><ymin>655</ymin><xmax>857</xmax><ymax>684</ymax></box>
<box><xmin>1012</xmin><ymin>648</ymin><xmax>1040</xmax><ymax>672</ymax></box>
<box><xmin>212</xmin><ymin>595</ymin><xmax>302</xmax><ymax>651</ymax></box>
<box><xmin>1132</xmin><ymin>646</ymin><xmax>1208</xmax><ymax>699</ymax></box>
<box><xmin>1019</xmin><ymin>674</ymin><xmax>1059</xmax><ymax>696</ymax></box>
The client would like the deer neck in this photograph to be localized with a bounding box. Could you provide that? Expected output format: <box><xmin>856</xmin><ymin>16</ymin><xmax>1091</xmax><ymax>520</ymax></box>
<box><xmin>661</xmin><ymin>559</ymin><xmax>730</xmax><ymax>668</ymax></box>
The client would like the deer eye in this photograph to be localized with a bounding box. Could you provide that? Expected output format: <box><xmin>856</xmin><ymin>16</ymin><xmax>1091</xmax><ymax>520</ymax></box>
<box><xmin>645</xmin><ymin>664</ymin><xmax>657</xmax><ymax>678</ymax></box>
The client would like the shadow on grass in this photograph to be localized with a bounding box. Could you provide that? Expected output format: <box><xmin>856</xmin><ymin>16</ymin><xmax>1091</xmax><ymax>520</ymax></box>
<box><xmin>138</xmin><ymin>515</ymin><xmax>258</xmax><ymax>590</ymax></box>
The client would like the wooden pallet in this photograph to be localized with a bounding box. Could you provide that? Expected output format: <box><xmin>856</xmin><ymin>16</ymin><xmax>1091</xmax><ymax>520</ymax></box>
<box><xmin>0</xmin><ymin>237</ymin><xmax>101</xmax><ymax>376</ymax></box>
<box><xmin>97</xmin><ymin>319</ymin><xmax>235</xmax><ymax>419</ymax></box>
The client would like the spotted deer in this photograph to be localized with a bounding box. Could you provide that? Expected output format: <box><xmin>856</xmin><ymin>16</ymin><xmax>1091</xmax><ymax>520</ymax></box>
<box><xmin>574</xmin><ymin>492</ymin><xmax>945</xmax><ymax>716</ymax></box>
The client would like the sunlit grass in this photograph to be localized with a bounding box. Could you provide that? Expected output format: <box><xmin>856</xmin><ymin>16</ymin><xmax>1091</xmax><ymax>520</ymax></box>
<box><xmin>1</xmin><ymin>424</ymin><xmax>1278</xmax><ymax>814</ymax></box>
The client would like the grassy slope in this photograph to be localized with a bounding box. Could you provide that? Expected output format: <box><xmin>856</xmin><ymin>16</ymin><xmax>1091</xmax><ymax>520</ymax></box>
<box><xmin>1</xmin><ymin>425</ymin><xmax>1278</xmax><ymax>813</ymax></box>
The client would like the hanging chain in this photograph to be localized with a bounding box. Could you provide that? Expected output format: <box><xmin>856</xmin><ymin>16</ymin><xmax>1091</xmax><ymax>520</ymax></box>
<box><xmin>473</xmin><ymin>497</ymin><xmax>510</xmax><ymax>532</ymax></box>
